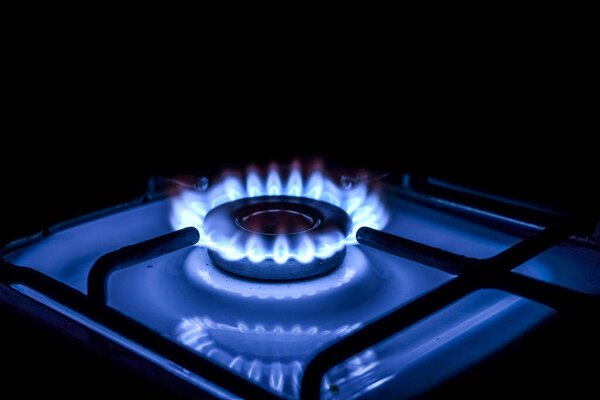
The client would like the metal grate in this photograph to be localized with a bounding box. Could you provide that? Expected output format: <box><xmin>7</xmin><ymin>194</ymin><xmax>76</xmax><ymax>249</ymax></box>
<box><xmin>1</xmin><ymin>175</ymin><xmax>599</xmax><ymax>400</ymax></box>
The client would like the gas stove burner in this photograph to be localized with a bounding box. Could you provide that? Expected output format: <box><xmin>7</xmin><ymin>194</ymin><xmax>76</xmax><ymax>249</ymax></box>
<box><xmin>204</xmin><ymin>195</ymin><xmax>352</xmax><ymax>280</ymax></box>
<box><xmin>170</xmin><ymin>163</ymin><xmax>389</xmax><ymax>284</ymax></box>
<box><xmin>7</xmin><ymin>161</ymin><xmax>600</xmax><ymax>400</ymax></box>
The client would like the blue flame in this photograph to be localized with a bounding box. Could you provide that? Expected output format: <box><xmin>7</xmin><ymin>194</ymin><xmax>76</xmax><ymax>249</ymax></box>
<box><xmin>170</xmin><ymin>165</ymin><xmax>389</xmax><ymax>266</ymax></box>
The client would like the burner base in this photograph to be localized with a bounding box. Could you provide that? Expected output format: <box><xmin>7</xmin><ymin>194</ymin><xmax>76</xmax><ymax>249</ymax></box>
<box><xmin>208</xmin><ymin>247</ymin><xmax>347</xmax><ymax>281</ymax></box>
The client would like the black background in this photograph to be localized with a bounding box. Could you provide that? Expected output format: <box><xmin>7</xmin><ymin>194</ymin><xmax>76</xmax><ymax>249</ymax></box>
<box><xmin>2</xmin><ymin>37</ymin><xmax>597</xmax><ymax>243</ymax></box>
<box><xmin>1</xmin><ymin>31</ymin><xmax>598</xmax><ymax>398</ymax></box>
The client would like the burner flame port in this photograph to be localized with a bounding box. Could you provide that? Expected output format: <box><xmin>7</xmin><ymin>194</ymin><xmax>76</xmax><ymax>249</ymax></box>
<box><xmin>237</xmin><ymin>208</ymin><xmax>319</xmax><ymax>235</ymax></box>
<box><xmin>204</xmin><ymin>196</ymin><xmax>351</xmax><ymax>281</ymax></box>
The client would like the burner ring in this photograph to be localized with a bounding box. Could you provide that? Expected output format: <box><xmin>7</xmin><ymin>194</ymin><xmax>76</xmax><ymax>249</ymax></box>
<box><xmin>203</xmin><ymin>196</ymin><xmax>352</xmax><ymax>280</ymax></box>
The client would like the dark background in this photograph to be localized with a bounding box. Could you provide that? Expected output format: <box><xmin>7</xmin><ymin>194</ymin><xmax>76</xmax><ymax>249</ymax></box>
<box><xmin>2</xmin><ymin>30</ymin><xmax>597</xmax><ymax>241</ymax></box>
<box><xmin>2</xmin><ymin>73</ymin><xmax>596</xmax><ymax>243</ymax></box>
<box><xmin>1</xmin><ymin>33</ymin><xmax>597</xmax><ymax>398</ymax></box>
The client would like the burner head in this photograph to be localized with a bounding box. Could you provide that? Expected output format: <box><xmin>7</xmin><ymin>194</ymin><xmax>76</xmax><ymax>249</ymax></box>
<box><xmin>203</xmin><ymin>195</ymin><xmax>352</xmax><ymax>281</ymax></box>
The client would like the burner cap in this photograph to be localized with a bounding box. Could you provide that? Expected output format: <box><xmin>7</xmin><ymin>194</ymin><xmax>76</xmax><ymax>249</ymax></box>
<box><xmin>203</xmin><ymin>196</ymin><xmax>352</xmax><ymax>280</ymax></box>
